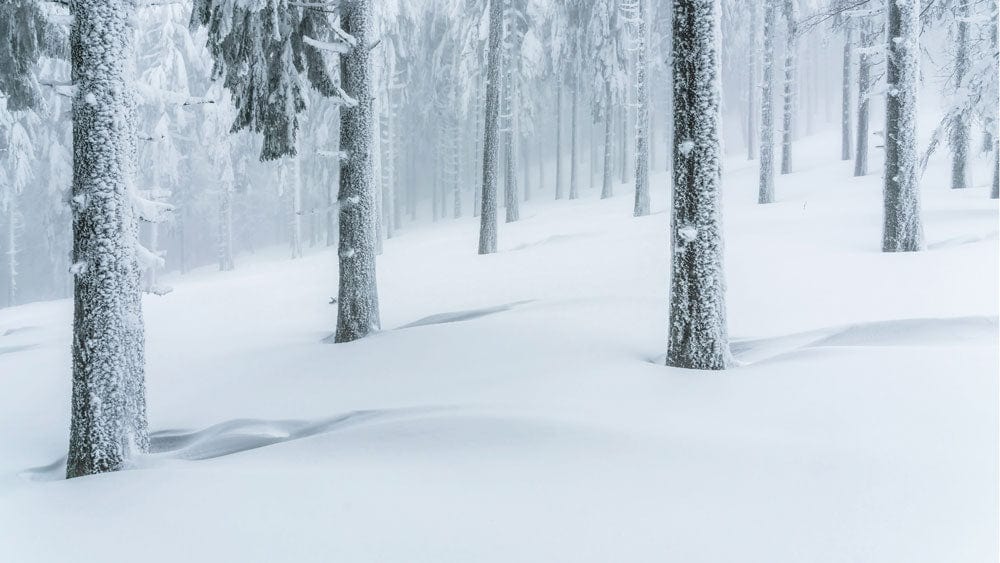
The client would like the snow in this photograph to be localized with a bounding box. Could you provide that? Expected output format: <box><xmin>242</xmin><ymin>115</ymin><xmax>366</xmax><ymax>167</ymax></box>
<box><xmin>0</xmin><ymin>128</ymin><xmax>997</xmax><ymax>561</ymax></box>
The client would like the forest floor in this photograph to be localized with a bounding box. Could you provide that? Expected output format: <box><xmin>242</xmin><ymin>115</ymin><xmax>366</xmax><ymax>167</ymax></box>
<box><xmin>0</xmin><ymin>128</ymin><xmax>997</xmax><ymax>562</ymax></box>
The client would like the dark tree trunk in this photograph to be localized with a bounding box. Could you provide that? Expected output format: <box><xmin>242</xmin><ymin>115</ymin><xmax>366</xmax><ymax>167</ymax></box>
<box><xmin>667</xmin><ymin>0</ymin><xmax>730</xmax><ymax>370</ymax></box>
<box><xmin>67</xmin><ymin>0</ymin><xmax>149</xmax><ymax>478</ymax></box>
<box><xmin>334</xmin><ymin>0</ymin><xmax>380</xmax><ymax>342</ymax></box>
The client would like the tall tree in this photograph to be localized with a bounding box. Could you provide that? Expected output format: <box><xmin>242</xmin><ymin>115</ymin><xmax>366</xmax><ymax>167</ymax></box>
<box><xmin>667</xmin><ymin>0</ymin><xmax>730</xmax><ymax>370</ymax></box>
<box><xmin>882</xmin><ymin>0</ymin><xmax>923</xmax><ymax>252</ymax></box>
<box><xmin>334</xmin><ymin>0</ymin><xmax>380</xmax><ymax>342</ymax></box>
<box><xmin>632</xmin><ymin>0</ymin><xmax>652</xmax><ymax>216</ymax></box>
<box><xmin>758</xmin><ymin>0</ymin><xmax>777</xmax><ymax>204</ymax></box>
<box><xmin>67</xmin><ymin>0</ymin><xmax>150</xmax><ymax>478</ymax></box>
<box><xmin>840</xmin><ymin>18</ymin><xmax>852</xmax><ymax>160</ymax></box>
<box><xmin>854</xmin><ymin>14</ymin><xmax>875</xmax><ymax>177</ymax></box>
<box><xmin>478</xmin><ymin>0</ymin><xmax>503</xmax><ymax>254</ymax></box>
<box><xmin>779</xmin><ymin>0</ymin><xmax>797</xmax><ymax>175</ymax></box>
<box><xmin>948</xmin><ymin>0</ymin><xmax>972</xmax><ymax>189</ymax></box>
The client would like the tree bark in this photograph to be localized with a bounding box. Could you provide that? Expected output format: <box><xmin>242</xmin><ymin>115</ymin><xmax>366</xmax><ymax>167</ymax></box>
<box><xmin>841</xmin><ymin>21</ymin><xmax>852</xmax><ymax>160</ymax></box>
<box><xmin>667</xmin><ymin>0</ymin><xmax>730</xmax><ymax>370</ymax></box>
<box><xmin>634</xmin><ymin>0</ymin><xmax>651</xmax><ymax>216</ymax></box>
<box><xmin>334</xmin><ymin>0</ymin><xmax>380</xmax><ymax>342</ymax></box>
<box><xmin>882</xmin><ymin>0</ymin><xmax>924</xmax><ymax>252</ymax></box>
<box><xmin>780</xmin><ymin>0</ymin><xmax>797</xmax><ymax>175</ymax></box>
<box><xmin>67</xmin><ymin>0</ymin><xmax>149</xmax><ymax>478</ymax></box>
<box><xmin>478</xmin><ymin>0</ymin><xmax>503</xmax><ymax>254</ymax></box>
<box><xmin>758</xmin><ymin>0</ymin><xmax>777</xmax><ymax>203</ymax></box>
<box><xmin>949</xmin><ymin>0</ymin><xmax>971</xmax><ymax>189</ymax></box>
<box><xmin>854</xmin><ymin>17</ymin><xmax>873</xmax><ymax>176</ymax></box>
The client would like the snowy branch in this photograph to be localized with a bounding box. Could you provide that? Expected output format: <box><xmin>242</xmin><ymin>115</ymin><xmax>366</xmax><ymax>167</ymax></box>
<box><xmin>132</xmin><ymin>194</ymin><xmax>175</xmax><ymax>223</ymax></box>
<box><xmin>303</xmin><ymin>35</ymin><xmax>351</xmax><ymax>55</ymax></box>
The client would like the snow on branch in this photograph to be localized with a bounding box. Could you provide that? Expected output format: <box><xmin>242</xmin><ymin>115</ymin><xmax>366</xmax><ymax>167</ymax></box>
<box><xmin>303</xmin><ymin>35</ymin><xmax>351</xmax><ymax>54</ymax></box>
<box><xmin>135</xmin><ymin>242</ymin><xmax>166</xmax><ymax>270</ymax></box>
<box><xmin>132</xmin><ymin>193</ymin><xmax>175</xmax><ymax>223</ymax></box>
<box><xmin>333</xmin><ymin>84</ymin><xmax>358</xmax><ymax>108</ymax></box>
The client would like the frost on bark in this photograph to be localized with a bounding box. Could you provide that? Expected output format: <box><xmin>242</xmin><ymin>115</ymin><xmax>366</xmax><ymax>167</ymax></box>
<box><xmin>667</xmin><ymin>0</ymin><xmax>730</xmax><ymax>370</ymax></box>
<box><xmin>218</xmin><ymin>154</ymin><xmax>235</xmax><ymax>271</ymax></box>
<box><xmin>779</xmin><ymin>0</ymin><xmax>797</xmax><ymax>175</ymax></box>
<box><xmin>478</xmin><ymin>0</ymin><xmax>503</xmax><ymax>254</ymax></box>
<box><xmin>502</xmin><ymin>0</ymin><xmax>520</xmax><ymax>222</ymax></box>
<box><xmin>569</xmin><ymin>54</ymin><xmax>580</xmax><ymax>200</ymax></box>
<box><xmin>633</xmin><ymin>0</ymin><xmax>651</xmax><ymax>216</ymax></box>
<box><xmin>601</xmin><ymin>84</ymin><xmax>615</xmax><ymax>199</ymax></box>
<box><xmin>746</xmin><ymin>0</ymin><xmax>759</xmax><ymax>162</ymax></box>
<box><xmin>67</xmin><ymin>0</ymin><xmax>149</xmax><ymax>478</ymax></box>
<box><xmin>949</xmin><ymin>0</ymin><xmax>971</xmax><ymax>189</ymax></box>
<box><xmin>882</xmin><ymin>0</ymin><xmax>924</xmax><ymax>252</ymax></box>
<box><xmin>758</xmin><ymin>0</ymin><xmax>777</xmax><ymax>204</ymax></box>
<box><xmin>992</xmin><ymin>144</ymin><xmax>999</xmax><ymax>199</ymax></box>
<box><xmin>334</xmin><ymin>0</ymin><xmax>380</xmax><ymax>342</ymax></box>
<box><xmin>555</xmin><ymin>79</ymin><xmax>564</xmax><ymax>199</ymax></box>
<box><xmin>841</xmin><ymin>21</ymin><xmax>853</xmax><ymax>161</ymax></box>
<box><xmin>854</xmin><ymin>16</ymin><xmax>874</xmax><ymax>176</ymax></box>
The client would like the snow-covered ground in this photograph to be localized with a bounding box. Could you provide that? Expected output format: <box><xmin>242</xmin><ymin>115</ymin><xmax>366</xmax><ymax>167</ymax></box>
<box><xmin>1</xmin><ymin>129</ymin><xmax>997</xmax><ymax>562</ymax></box>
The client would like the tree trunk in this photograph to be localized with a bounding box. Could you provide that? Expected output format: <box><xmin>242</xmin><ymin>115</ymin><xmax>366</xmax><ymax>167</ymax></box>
<box><xmin>5</xmin><ymin>199</ymin><xmax>16</xmax><ymax>308</ymax></box>
<box><xmin>780</xmin><ymin>0</ymin><xmax>797</xmax><ymax>175</ymax></box>
<box><xmin>668</xmin><ymin>0</ymin><xmax>730</xmax><ymax>370</ymax></box>
<box><xmin>289</xmin><ymin>152</ymin><xmax>303</xmax><ymax>259</ymax></box>
<box><xmin>841</xmin><ymin>21</ymin><xmax>852</xmax><ymax>160</ymax></box>
<box><xmin>555</xmin><ymin>78</ymin><xmax>564</xmax><ymax>199</ymax></box>
<box><xmin>569</xmin><ymin>54</ymin><xmax>580</xmax><ymax>200</ymax></box>
<box><xmin>758</xmin><ymin>0</ymin><xmax>777</xmax><ymax>203</ymax></box>
<box><xmin>634</xmin><ymin>0</ymin><xmax>651</xmax><ymax>216</ymax></box>
<box><xmin>478</xmin><ymin>0</ymin><xmax>503</xmax><ymax>254</ymax></box>
<box><xmin>949</xmin><ymin>0</ymin><xmax>971</xmax><ymax>189</ymax></box>
<box><xmin>522</xmin><ymin>138</ymin><xmax>531</xmax><ymax>201</ymax></box>
<box><xmin>746</xmin><ymin>3</ymin><xmax>758</xmax><ymax>162</ymax></box>
<box><xmin>602</xmin><ymin>83</ymin><xmax>615</xmax><ymax>199</ymax></box>
<box><xmin>219</xmin><ymin>175</ymin><xmax>234</xmax><ymax>271</ymax></box>
<box><xmin>67</xmin><ymin>0</ymin><xmax>149</xmax><ymax>478</ymax></box>
<box><xmin>882</xmin><ymin>0</ymin><xmax>923</xmax><ymax>252</ymax></box>
<box><xmin>334</xmin><ymin>0</ymin><xmax>380</xmax><ymax>342</ymax></box>
<box><xmin>854</xmin><ymin>18</ymin><xmax>873</xmax><ymax>176</ymax></box>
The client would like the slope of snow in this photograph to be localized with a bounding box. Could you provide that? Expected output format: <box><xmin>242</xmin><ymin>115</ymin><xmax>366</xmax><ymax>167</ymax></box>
<box><xmin>0</xmin><ymin>128</ymin><xmax>997</xmax><ymax>562</ymax></box>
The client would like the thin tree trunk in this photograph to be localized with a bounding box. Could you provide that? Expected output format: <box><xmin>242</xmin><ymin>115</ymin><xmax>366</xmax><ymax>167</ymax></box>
<box><xmin>634</xmin><ymin>0</ymin><xmax>651</xmax><ymax>216</ymax></box>
<box><xmin>290</xmin><ymin>152</ymin><xmax>303</xmax><ymax>259</ymax></box>
<box><xmin>602</xmin><ymin>84</ymin><xmax>615</xmax><ymax>199</ymax></box>
<box><xmin>758</xmin><ymin>0</ymin><xmax>777</xmax><ymax>203</ymax></box>
<box><xmin>949</xmin><ymin>0</ymin><xmax>971</xmax><ymax>189</ymax></box>
<box><xmin>569</xmin><ymin>54</ymin><xmax>580</xmax><ymax>200</ymax></box>
<box><xmin>854</xmin><ymin>18</ymin><xmax>873</xmax><ymax>176</ymax></box>
<box><xmin>882</xmin><ymin>0</ymin><xmax>923</xmax><ymax>252</ymax></box>
<box><xmin>335</xmin><ymin>0</ymin><xmax>380</xmax><ymax>342</ymax></box>
<box><xmin>5</xmin><ymin>199</ymin><xmax>16</xmax><ymax>307</ymax></box>
<box><xmin>478</xmin><ymin>0</ymin><xmax>503</xmax><ymax>254</ymax></box>
<box><xmin>780</xmin><ymin>0</ymin><xmax>797</xmax><ymax>175</ymax></box>
<box><xmin>667</xmin><ymin>0</ymin><xmax>730</xmax><ymax>370</ymax></box>
<box><xmin>67</xmin><ymin>0</ymin><xmax>149</xmax><ymax>478</ymax></box>
<box><xmin>841</xmin><ymin>22</ymin><xmax>853</xmax><ymax>160</ymax></box>
<box><xmin>555</xmin><ymin>78</ymin><xmax>564</xmax><ymax>199</ymax></box>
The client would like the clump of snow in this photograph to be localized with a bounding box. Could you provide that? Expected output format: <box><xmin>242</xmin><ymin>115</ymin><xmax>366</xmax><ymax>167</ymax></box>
<box><xmin>678</xmin><ymin>139</ymin><xmax>695</xmax><ymax>155</ymax></box>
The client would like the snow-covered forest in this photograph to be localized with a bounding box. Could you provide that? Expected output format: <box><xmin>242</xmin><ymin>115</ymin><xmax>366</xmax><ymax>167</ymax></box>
<box><xmin>0</xmin><ymin>0</ymin><xmax>997</xmax><ymax>560</ymax></box>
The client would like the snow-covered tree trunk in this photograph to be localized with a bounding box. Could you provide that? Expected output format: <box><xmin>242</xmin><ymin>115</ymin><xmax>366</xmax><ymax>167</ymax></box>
<box><xmin>602</xmin><ymin>83</ymin><xmax>615</xmax><ymax>199</ymax></box>
<box><xmin>949</xmin><ymin>0</ymin><xmax>971</xmax><ymax>189</ymax></box>
<box><xmin>5</xmin><ymin>199</ymin><xmax>15</xmax><ymax>308</ymax></box>
<box><xmin>882</xmin><ymin>0</ymin><xmax>924</xmax><ymax>252</ymax></box>
<box><xmin>218</xmin><ymin>155</ymin><xmax>235</xmax><ymax>271</ymax></box>
<box><xmin>758</xmin><ymin>0</ymin><xmax>777</xmax><ymax>204</ymax></box>
<box><xmin>67</xmin><ymin>0</ymin><xmax>150</xmax><ymax>478</ymax></box>
<box><xmin>841</xmin><ymin>21</ymin><xmax>853</xmax><ymax>161</ymax></box>
<box><xmin>569</xmin><ymin>53</ymin><xmax>580</xmax><ymax>200</ymax></box>
<box><xmin>556</xmin><ymin>79</ymin><xmax>564</xmax><ymax>199</ymax></box>
<box><xmin>620</xmin><ymin>84</ymin><xmax>631</xmax><ymax>185</ymax></box>
<box><xmin>288</xmin><ymin>152</ymin><xmax>303</xmax><ymax>259</ymax></box>
<box><xmin>334</xmin><ymin>0</ymin><xmax>380</xmax><ymax>342</ymax></box>
<box><xmin>380</xmin><ymin>90</ymin><xmax>396</xmax><ymax>237</ymax></box>
<box><xmin>854</xmin><ymin>18</ymin><xmax>873</xmax><ymax>177</ymax></box>
<box><xmin>634</xmin><ymin>0</ymin><xmax>651</xmax><ymax>216</ymax></box>
<box><xmin>992</xmin><ymin>143</ymin><xmax>999</xmax><ymax>199</ymax></box>
<box><xmin>780</xmin><ymin>0</ymin><xmax>797</xmax><ymax>175</ymax></box>
<box><xmin>746</xmin><ymin>1</ymin><xmax>759</xmax><ymax>162</ymax></box>
<box><xmin>502</xmin><ymin>1</ymin><xmax>520</xmax><ymax>222</ymax></box>
<box><xmin>667</xmin><ymin>0</ymin><xmax>730</xmax><ymax>370</ymax></box>
<box><xmin>478</xmin><ymin>0</ymin><xmax>503</xmax><ymax>254</ymax></box>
